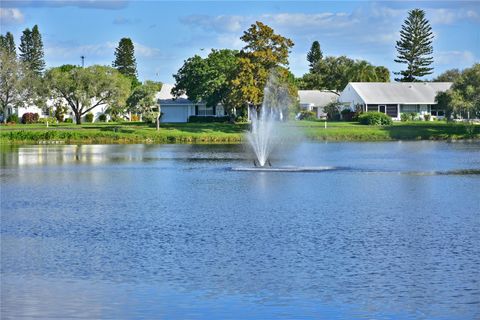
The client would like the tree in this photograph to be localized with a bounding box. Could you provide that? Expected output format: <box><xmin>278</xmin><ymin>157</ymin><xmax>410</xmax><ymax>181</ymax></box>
<box><xmin>231</xmin><ymin>21</ymin><xmax>295</xmax><ymax>111</ymax></box>
<box><xmin>46</xmin><ymin>65</ymin><xmax>131</xmax><ymax>124</ymax></box>
<box><xmin>112</xmin><ymin>38</ymin><xmax>139</xmax><ymax>86</ymax></box>
<box><xmin>306</xmin><ymin>41</ymin><xmax>322</xmax><ymax>70</ymax></box>
<box><xmin>240</xmin><ymin>21</ymin><xmax>294</xmax><ymax>68</ymax></box>
<box><xmin>395</xmin><ymin>9</ymin><xmax>434</xmax><ymax>82</ymax></box>
<box><xmin>0</xmin><ymin>32</ymin><xmax>16</xmax><ymax>57</ymax></box>
<box><xmin>172</xmin><ymin>49</ymin><xmax>239</xmax><ymax>114</ymax></box>
<box><xmin>435</xmin><ymin>64</ymin><xmax>480</xmax><ymax>119</ymax></box>
<box><xmin>0</xmin><ymin>50</ymin><xmax>45</xmax><ymax>122</ymax></box>
<box><xmin>19</xmin><ymin>25</ymin><xmax>45</xmax><ymax>75</ymax></box>
<box><xmin>433</xmin><ymin>69</ymin><xmax>461</xmax><ymax>82</ymax></box>
<box><xmin>127</xmin><ymin>80</ymin><xmax>162</xmax><ymax>128</ymax></box>
<box><xmin>299</xmin><ymin>56</ymin><xmax>390</xmax><ymax>91</ymax></box>
<box><xmin>0</xmin><ymin>51</ymin><xmax>23</xmax><ymax>122</ymax></box>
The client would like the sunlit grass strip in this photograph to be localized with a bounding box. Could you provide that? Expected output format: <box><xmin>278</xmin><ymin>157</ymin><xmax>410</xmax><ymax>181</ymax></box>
<box><xmin>1</xmin><ymin>121</ymin><xmax>478</xmax><ymax>144</ymax></box>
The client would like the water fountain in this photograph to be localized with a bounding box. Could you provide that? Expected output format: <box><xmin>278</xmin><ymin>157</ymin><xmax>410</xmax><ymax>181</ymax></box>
<box><xmin>233</xmin><ymin>71</ymin><xmax>337</xmax><ymax>173</ymax></box>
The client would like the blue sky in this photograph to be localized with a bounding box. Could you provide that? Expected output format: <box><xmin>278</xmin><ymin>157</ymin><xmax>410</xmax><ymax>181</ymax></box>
<box><xmin>1</xmin><ymin>0</ymin><xmax>479</xmax><ymax>83</ymax></box>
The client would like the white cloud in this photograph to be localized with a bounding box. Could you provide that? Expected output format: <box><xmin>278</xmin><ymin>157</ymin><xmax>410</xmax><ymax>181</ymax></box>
<box><xmin>180</xmin><ymin>15</ymin><xmax>245</xmax><ymax>33</ymax></box>
<box><xmin>133</xmin><ymin>42</ymin><xmax>161</xmax><ymax>58</ymax></box>
<box><xmin>261</xmin><ymin>12</ymin><xmax>358</xmax><ymax>30</ymax></box>
<box><xmin>0</xmin><ymin>7</ymin><xmax>24</xmax><ymax>25</ymax></box>
<box><xmin>436</xmin><ymin>50</ymin><xmax>476</xmax><ymax>65</ymax></box>
<box><xmin>216</xmin><ymin>34</ymin><xmax>244</xmax><ymax>49</ymax></box>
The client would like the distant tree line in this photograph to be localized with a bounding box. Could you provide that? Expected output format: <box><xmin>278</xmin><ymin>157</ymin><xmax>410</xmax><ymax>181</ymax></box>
<box><xmin>0</xmin><ymin>26</ymin><xmax>161</xmax><ymax>125</ymax></box>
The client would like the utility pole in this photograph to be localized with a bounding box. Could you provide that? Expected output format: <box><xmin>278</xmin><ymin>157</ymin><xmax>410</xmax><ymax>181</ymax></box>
<box><xmin>80</xmin><ymin>55</ymin><xmax>85</xmax><ymax>67</ymax></box>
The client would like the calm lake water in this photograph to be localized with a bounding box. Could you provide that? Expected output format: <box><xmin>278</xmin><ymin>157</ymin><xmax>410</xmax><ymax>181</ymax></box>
<box><xmin>1</xmin><ymin>141</ymin><xmax>479</xmax><ymax>319</ymax></box>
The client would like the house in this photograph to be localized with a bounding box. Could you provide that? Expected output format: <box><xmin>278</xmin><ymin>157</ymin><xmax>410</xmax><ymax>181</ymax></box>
<box><xmin>5</xmin><ymin>97</ymin><xmax>110</xmax><ymax>123</ymax></box>
<box><xmin>157</xmin><ymin>84</ymin><xmax>226</xmax><ymax>123</ymax></box>
<box><xmin>298</xmin><ymin>90</ymin><xmax>339</xmax><ymax>119</ymax></box>
<box><xmin>339</xmin><ymin>82</ymin><xmax>453</xmax><ymax>120</ymax></box>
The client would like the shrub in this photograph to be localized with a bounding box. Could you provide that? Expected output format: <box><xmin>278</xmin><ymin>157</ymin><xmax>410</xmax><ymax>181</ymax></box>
<box><xmin>234</xmin><ymin>115</ymin><xmax>248</xmax><ymax>123</ymax></box>
<box><xmin>358</xmin><ymin>112</ymin><xmax>393</xmax><ymax>125</ymax></box>
<box><xmin>85</xmin><ymin>113</ymin><xmax>94</xmax><ymax>123</ymax></box>
<box><xmin>297</xmin><ymin>110</ymin><xmax>317</xmax><ymax>121</ymax></box>
<box><xmin>142</xmin><ymin>112</ymin><xmax>159</xmax><ymax>124</ymax></box>
<box><xmin>38</xmin><ymin>117</ymin><xmax>57</xmax><ymax>124</ymax></box>
<box><xmin>341</xmin><ymin>109</ymin><xmax>355</xmax><ymax>121</ymax></box>
<box><xmin>6</xmin><ymin>114</ymin><xmax>19</xmax><ymax>123</ymax></box>
<box><xmin>131</xmin><ymin>114</ymin><xmax>140</xmax><ymax>122</ymax></box>
<box><xmin>400</xmin><ymin>113</ymin><xmax>410</xmax><ymax>122</ymax></box>
<box><xmin>111</xmin><ymin>115</ymin><xmax>125</xmax><ymax>122</ymax></box>
<box><xmin>98</xmin><ymin>114</ymin><xmax>107</xmax><ymax>122</ymax></box>
<box><xmin>64</xmin><ymin>118</ymin><xmax>73</xmax><ymax>123</ymax></box>
<box><xmin>424</xmin><ymin>114</ymin><xmax>431</xmax><ymax>121</ymax></box>
<box><xmin>324</xmin><ymin>102</ymin><xmax>341</xmax><ymax>121</ymax></box>
<box><xmin>188</xmin><ymin>116</ymin><xmax>230</xmax><ymax>123</ymax></box>
<box><xmin>54</xmin><ymin>105</ymin><xmax>67</xmax><ymax>122</ymax></box>
<box><xmin>21</xmin><ymin>113</ymin><xmax>39</xmax><ymax>124</ymax></box>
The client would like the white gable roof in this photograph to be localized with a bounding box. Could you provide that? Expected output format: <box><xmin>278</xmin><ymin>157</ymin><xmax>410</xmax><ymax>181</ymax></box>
<box><xmin>347</xmin><ymin>82</ymin><xmax>453</xmax><ymax>104</ymax></box>
<box><xmin>155</xmin><ymin>84</ymin><xmax>196</xmax><ymax>105</ymax></box>
<box><xmin>298</xmin><ymin>90</ymin><xmax>338</xmax><ymax>107</ymax></box>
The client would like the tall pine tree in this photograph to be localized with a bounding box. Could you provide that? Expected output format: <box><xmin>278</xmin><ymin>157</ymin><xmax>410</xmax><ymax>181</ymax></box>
<box><xmin>19</xmin><ymin>25</ymin><xmax>45</xmax><ymax>75</ymax></box>
<box><xmin>112</xmin><ymin>38</ymin><xmax>138</xmax><ymax>85</ymax></box>
<box><xmin>394</xmin><ymin>9</ymin><xmax>434</xmax><ymax>82</ymax></box>
<box><xmin>307</xmin><ymin>40</ymin><xmax>322</xmax><ymax>71</ymax></box>
<box><xmin>0</xmin><ymin>32</ymin><xmax>16</xmax><ymax>56</ymax></box>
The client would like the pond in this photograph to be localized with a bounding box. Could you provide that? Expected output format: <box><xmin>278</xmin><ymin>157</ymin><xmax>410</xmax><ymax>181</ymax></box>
<box><xmin>1</xmin><ymin>142</ymin><xmax>479</xmax><ymax>319</ymax></box>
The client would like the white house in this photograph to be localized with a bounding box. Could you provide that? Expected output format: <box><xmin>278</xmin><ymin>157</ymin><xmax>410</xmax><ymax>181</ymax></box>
<box><xmin>298</xmin><ymin>90</ymin><xmax>339</xmax><ymax>118</ymax></box>
<box><xmin>6</xmin><ymin>97</ymin><xmax>110</xmax><ymax>123</ymax></box>
<box><xmin>339</xmin><ymin>82</ymin><xmax>453</xmax><ymax>120</ymax></box>
<box><xmin>157</xmin><ymin>84</ymin><xmax>226</xmax><ymax>123</ymax></box>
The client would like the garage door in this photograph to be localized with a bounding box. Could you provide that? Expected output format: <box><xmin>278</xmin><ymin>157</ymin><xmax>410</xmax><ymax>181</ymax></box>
<box><xmin>161</xmin><ymin>106</ymin><xmax>189</xmax><ymax>123</ymax></box>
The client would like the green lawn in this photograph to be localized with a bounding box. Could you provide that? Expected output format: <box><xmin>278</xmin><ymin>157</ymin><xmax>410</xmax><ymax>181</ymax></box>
<box><xmin>1</xmin><ymin>120</ymin><xmax>478</xmax><ymax>144</ymax></box>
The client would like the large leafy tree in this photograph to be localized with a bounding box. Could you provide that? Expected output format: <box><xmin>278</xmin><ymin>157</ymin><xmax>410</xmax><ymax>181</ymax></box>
<box><xmin>0</xmin><ymin>51</ymin><xmax>23</xmax><ymax>121</ymax></box>
<box><xmin>112</xmin><ymin>38</ymin><xmax>139</xmax><ymax>86</ymax></box>
<box><xmin>395</xmin><ymin>9</ymin><xmax>434</xmax><ymax>82</ymax></box>
<box><xmin>172</xmin><ymin>49</ymin><xmax>239</xmax><ymax>114</ymax></box>
<box><xmin>0</xmin><ymin>32</ymin><xmax>16</xmax><ymax>57</ymax></box>
<box><xmin>19</xmin><ymin>25</ymin><xmax>45</xmax><ymax>75</ymax></box>
<box><xmin>0</xmin><ymin>50</ymin><xmax>45</xmax><ymax>122</ymax></box>
<box><xmin>306</xmin><ymin>40</ymin><xmax>322</xmax><ymax>71</ymax></box>
<box><xmin>46</xmin><ymin>65</ymin><xmax>131</xmax><ymax>124</ymax></box>
<box><xmin>433</xmin><ymin>69</ymin><xmax>461</xmax><ymax>82</ymax></box>
<box><xmin>232</xmin><ymin>21</ymin><xmax>295</xmax><ymax>109</ymax></box>
<box><xmin>299</xmin><ymin>57</ymin><xmax>390</xmax><ymax>91</ymax></box>
<box><xmin>435</xmin><ymin>64</ymin><xmax>480</xmax><ymax>119</ymax></box>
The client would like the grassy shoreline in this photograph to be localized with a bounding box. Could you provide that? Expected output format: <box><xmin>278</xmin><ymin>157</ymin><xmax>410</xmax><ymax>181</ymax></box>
<box><xmin>1</xmin><ymin>121</ymin><xmax>478</xmax><ymax>144</ymax></box>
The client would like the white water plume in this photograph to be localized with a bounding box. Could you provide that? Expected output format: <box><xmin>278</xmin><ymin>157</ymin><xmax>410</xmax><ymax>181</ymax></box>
<box><xmin>246</xmin><ymin>71</ymin><xmax>294</xmax><ymax>167</ymax></box>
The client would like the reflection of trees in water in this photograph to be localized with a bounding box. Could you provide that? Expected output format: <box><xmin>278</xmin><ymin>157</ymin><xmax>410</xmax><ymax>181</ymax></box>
<box><xmin>8</xmin><ymin>145</ymin><xmax>153</xmax><ymax>166</ymax></box>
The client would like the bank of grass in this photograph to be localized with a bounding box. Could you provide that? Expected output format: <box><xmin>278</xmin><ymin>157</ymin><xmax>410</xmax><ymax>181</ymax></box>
<box><xmin>0</xmin><ymin>122</ymin><xmax>247</xmax><ymax>144</ymax></box>
<box><xmin>295</xmin><ymin>121</ymin><xmax>480</xmax><ymax>141</ymax></box>
<box><xmin>1</xmin><ymin>120</ymin><xmax>478</xmax><ymax>144</ymax></box>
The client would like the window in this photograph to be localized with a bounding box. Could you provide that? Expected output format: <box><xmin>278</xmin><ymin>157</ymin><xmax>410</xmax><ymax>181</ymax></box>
<box><xmin>196</xmin><ymin>105</ymin><xmax>214</xmax><ymax>116</ymax></box>
<box><xmin>431</xmin><ymin>105</ymin><xmax>445</xmax><ymax>117</ymax></box>
<box><xmin>401</xmin><ymin>105</ymin><xmax>418</xmax><ymax>113</ymax></box>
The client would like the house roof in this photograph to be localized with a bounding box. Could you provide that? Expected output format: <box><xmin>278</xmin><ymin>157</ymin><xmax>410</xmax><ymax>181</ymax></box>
<box><xmin>156</xmin><ymin>83</ymin><xmax>195</xmax><ymax>105</ymax></box>
<box><xmin>347</xmin><ymin>82</ymin><xmax>453</xmax><ymax>104</ymax></box>
<box><xmin>298</xmin><ymin>90</ymin><xmax>339</xmax><ymax>107</ymax></box>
